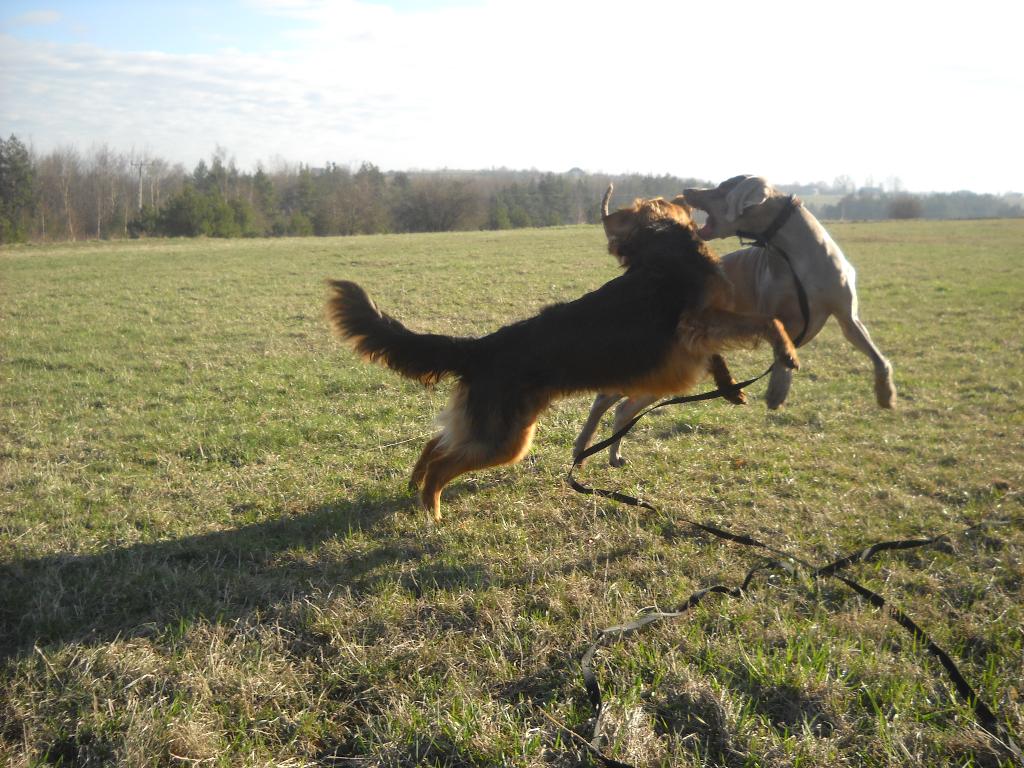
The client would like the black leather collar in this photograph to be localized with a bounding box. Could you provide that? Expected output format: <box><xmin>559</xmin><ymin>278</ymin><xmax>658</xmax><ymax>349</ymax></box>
<box><xmin>736</xmin><ymin>194</ymin><xmax>801</xmax><ymax>247</ymax></box>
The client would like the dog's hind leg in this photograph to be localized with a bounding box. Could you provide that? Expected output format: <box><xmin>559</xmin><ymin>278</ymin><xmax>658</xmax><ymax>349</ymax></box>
<box><xmin>573</xmin><ymin>393</ymin><xmax>621</xmax><ymax>464</ymax></box>
<box><xmin>419</xmin><ymin>449</ymin><xmax>476</xmax><ymax>524</ymax></box>
<box><xmin>420</xmin><ymin>422</ymin><xmax>538</xmax><ymax>523</ymax></box>
<box><xmin>835</xmin><ymin>313</ymin><xmax>896</xmax><ymax>408</ymax></box>
<box><xmin>608</xmin><ymin>395</ymin><xmax>656</xmax><ymax>467</ymax></box>
<box><xmin>409</xmin><ymin>435</ymin><xmax>442</xmax><ymax>491</ymax></box>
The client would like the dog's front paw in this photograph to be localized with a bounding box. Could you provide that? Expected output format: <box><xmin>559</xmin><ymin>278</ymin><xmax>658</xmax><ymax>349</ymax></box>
<box><xmin>724</xmin><ymin>387</ymin><xmax>747</xmax><ymax>405</ymax></box>
<box><xmin>780</xmin><ymin>348</ymin><xmax>800</xmax><ymax>370</ymax></box>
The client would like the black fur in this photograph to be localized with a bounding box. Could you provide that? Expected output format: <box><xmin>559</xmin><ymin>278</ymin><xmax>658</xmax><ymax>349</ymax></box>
<box><xmin>325</xmin><ymin>280</ymin><xmax>473</xmax><ymax>385</ymax></box>
<box><xmin>327</xmin><ymin>221</ymin><xmax>717</xmax><ymax>394</ymax></box>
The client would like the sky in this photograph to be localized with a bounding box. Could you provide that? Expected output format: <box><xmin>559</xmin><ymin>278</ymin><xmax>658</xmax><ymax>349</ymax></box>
<box><xmin>1</xmin><ymin>0</ymin><xmax>1021</xmax><ymax>194</ymax></box>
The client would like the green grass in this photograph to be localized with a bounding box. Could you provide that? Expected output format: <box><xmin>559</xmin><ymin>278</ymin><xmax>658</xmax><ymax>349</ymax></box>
<box><xmin>1</xmin><ymin>221</ymin><xmax>1022</xmax><ymax>767</ymax></box>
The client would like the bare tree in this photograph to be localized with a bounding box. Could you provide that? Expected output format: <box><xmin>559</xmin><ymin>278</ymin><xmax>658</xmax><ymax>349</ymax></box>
<box><xmin>34</xmin><ymin>147</ymin><xmax>83</xmax><ymax>241</ymax></box>
<box><xmin>394</xmin><ymin>176</ymin><xmax>479</xmax><ymax>232</ymax></box>
<box><xmin>56</xmin><ymin>147</ymin><xmax>81</xmax><ymax>241</ymax></box>
<box><xmin>90</xmin><ymin>144</ymin><xmax>117</xmax><ymax>238</ymax></box>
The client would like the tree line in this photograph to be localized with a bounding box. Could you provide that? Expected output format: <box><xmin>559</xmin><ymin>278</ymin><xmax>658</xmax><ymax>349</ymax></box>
<box><xmin>1</xmin><ymin>134</ymin><xmax>1021</xmax><ymax>244</ymax></box>
<box><xmin>819</xmin><ymin>188</ymin><xmax>1024</xmax><ymax>220</ymax></box>
<box><xmin>0</xmin><ymin>135</ymin><xmax>709</xmax><ymax>244</ymax></box>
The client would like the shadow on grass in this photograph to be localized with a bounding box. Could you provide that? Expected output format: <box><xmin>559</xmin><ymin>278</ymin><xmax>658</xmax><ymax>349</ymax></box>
<box><xmin>0</xmin><ymin>490</ymin><xmax>422</xmax><ymax>662</ymax></box>
<box><xmin>720</xmin><ymin>661</ymin><xmax>837</xmax><ymax>739</ymax></box>
<box><xmin>0</xmin><ymin>467</ymin><xmax>660</xmax><ymax>666</ymax></box>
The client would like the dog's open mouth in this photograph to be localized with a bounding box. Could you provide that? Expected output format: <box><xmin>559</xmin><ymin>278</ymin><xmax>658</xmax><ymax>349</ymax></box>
<box><xmin>696</xmin><ymin>210</ymin><xmax>714</xmax><ymax>240</ymax></box>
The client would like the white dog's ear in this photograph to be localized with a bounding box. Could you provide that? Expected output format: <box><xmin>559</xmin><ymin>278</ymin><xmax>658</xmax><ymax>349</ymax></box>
<box><xmin>725</xmin><ymin>176</ymin><xmax>769</xmax><ymax>222</ymax></box>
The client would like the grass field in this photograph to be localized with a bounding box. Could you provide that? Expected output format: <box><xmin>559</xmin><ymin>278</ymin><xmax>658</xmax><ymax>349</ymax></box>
<box><xmin>2</xmin><ymin>220</ymin><xmax>1023</xmax><ymax>767</ymax></box>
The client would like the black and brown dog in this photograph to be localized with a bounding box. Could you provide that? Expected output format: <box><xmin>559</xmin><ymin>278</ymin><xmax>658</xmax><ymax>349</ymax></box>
<box><xmin>327</xmin><ymin>195</ymin><xmax>798</xmax><ymax>522</ymax></box>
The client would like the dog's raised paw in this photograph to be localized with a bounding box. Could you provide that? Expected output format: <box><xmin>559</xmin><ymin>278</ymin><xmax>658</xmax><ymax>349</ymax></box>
<box><xmin>724</xmin><ymin>388</ymin><xmax>747</xmax><ymax>405</ymax></box>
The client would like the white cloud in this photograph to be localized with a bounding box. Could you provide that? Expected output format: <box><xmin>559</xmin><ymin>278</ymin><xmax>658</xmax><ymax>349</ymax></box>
<box><xmin>1</xmin><ymin>0</ymin><xmax>1022</xmax><ymax>191</ymax></box>
<box><xmin>8</xmin><ymin>9</ymin><xmax>62</xmax><ymax>26</ymax></box>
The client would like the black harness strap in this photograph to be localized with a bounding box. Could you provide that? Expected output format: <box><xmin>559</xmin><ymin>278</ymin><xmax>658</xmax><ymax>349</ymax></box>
<box><xmin>777</xmin><ymin>248</ymin><xmax>812</xmax><ymax>348</ymax></box>
<box><xmin>737</xmin><ymin>194</ymin><xmax>812</xmax><ymax>348</ymax></box>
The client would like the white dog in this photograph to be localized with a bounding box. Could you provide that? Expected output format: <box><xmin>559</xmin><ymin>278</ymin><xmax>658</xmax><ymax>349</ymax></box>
<box><xmin>574</xmin><ymin>175</ymin><xmax>896</xmax><ymax>466</ymax></box>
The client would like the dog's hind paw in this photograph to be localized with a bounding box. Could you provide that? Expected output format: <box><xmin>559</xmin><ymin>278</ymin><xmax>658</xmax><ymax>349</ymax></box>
<box><xmin>571</xmin><ymin>441</ymin><xmax>590</xmax><ymax>466</ymax></box>
<box><xmin>765</xmin><ymin>364</ymin><xmax>793</xmax><ymax>409</ymax></box>
<box><xmin>875</xmin><ymin>370</ymin><xmax>897</xmax><ymax>409</ymax></box>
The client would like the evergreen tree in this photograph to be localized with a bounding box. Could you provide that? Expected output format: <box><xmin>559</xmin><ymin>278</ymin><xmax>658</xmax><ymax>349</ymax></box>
<box><xmin>0</xmin><ymin>135</ymin><xmax>35</xmax><ymax>243</ymax></box>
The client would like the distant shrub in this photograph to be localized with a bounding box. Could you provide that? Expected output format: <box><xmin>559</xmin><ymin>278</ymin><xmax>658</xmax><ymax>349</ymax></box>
<box><xmin>155</xmin><ymin>186</ymin><xmax>251</xmax><ymax>237</ymax></box>
<box><xmin>889</xmin><ymin>194</ymin><xmax>924</xmax><ymax>219</ymax></box>
<box><xmin>285</xmin><ymin>211</ymin><xmax>314</xmax><ymax>236</ymax></box>
<box><xmin>157</xmin><ymin>186</ymin><xmax>205</xmax><ymax>236</ymax></box>
<box><xmin>128</xmin><ymin>205</ymin><xmax>159</xmax><ymax>238</ymax></box>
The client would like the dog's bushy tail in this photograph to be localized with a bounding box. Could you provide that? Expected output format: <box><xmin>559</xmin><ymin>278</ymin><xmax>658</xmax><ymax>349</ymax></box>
<box><xmin>326</xmin><ymin>280</ymin><xmax>472</xmax><ymax>385</ymax></box>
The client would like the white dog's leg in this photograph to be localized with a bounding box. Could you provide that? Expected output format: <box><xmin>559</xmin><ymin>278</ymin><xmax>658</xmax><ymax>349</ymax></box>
<box><xmin>765</xmin><ymin>361</ymin><xmax>794</xmax><ymax>409</ymax></box>
<box><xmin>608</xmin><ymin>395</ymin><xmax>657</xmax><ymax>467</ymax></box>
<box><xmin>574</xmin><ymin>393</ymin><xmax>622</xmax><ymax>463</ymax></box>
<box><xmin>836</xmin><ymin>314</ymin><xmax>896</xmax><ymax>408</ymax></box>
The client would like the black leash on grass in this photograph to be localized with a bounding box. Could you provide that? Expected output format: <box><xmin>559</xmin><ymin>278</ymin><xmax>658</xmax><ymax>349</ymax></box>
<box><xmin>572</xmin><ymin>519</ymin><xmax>1023</xmax><ymax>766</ymax></box>
<box><xmin>566</xmin><ymin>402</ymin><xmax>1022</xmax><ymax>765</ymax></box>
<box><xmin>565</xmin><ymin>475</ymin><xmax>1019</xmax><ymax>765</ymax></box>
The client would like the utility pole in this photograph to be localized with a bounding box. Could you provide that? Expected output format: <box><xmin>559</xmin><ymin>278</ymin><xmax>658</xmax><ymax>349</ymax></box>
<box><xmin>130</xmin><ymin>160</ymin><xmax>152</xmax><ymax>211</ymax></box>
